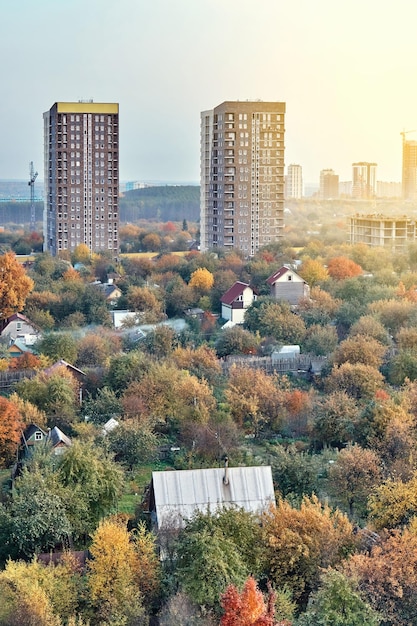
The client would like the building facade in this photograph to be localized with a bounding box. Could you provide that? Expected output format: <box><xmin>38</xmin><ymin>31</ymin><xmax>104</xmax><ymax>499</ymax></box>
<box><xmin>349</xmin><ymin>214</ymin><xmax>416</xmax><ymax>251</ymax></box>
<box><xmin>352</xmin><ymin>162</ymin><xmax>377</xmax><ymax>199</ymax></box>
<box><xmin>402</xmin><ymin>140</ymin><xmax>417</xmax><ymax>200</ymax></box>
<box><xmin>319</xmin><ymin>169</ymin><xmax>339</xmax><ymax>199</ymax></box>
<box><xmin>200</xmin><ymin>100</ymin><xmax>286</xmax><ymax>256</ymax></box>
<box><xmin>43</xmin><ymin>101</ymin><xmax>119</xmax><ymax>258</ymax></box>
<box><xmin>285</xmin><ymin>164</ymin><xmax>303</xmax><ymax>199</ymax></box>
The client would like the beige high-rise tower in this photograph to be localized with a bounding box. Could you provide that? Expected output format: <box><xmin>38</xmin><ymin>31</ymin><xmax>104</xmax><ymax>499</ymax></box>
<box><xmin>43</xmin><ymin>101</ymin><xmax>119</xmax><ymax>258</ymax></box>
<box><xmin>200</xmin><ymin>100</ymin><xmax>286</xmax><ymax>256</ymax></box>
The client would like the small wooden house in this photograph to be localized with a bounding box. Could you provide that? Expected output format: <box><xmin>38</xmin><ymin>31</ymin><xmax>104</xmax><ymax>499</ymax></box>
<box><xmin>266</xmin><ymin>266</ymin><xmax>310</xmax><ymax>305</ymax></box>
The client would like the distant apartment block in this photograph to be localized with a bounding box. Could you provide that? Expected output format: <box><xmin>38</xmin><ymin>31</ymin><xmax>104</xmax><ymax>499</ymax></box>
<box><xmin>319</xmin><ymin>169</ymin><xmax>339</xmax><ymax>199</ymax></box>
<box><xmin>285</xmin><ymin>164</ymin><xmax>303</xmax><ymax>199</ymax></box>
<box><xmin>402</xmin><ymin>139</ymin><xmax>417</xmax><ymax>200</ymax></box>
<box><xmin>339</xmin><ymin>181</ymin><xmax>352</xmax><ymax>196</ymax></box>
<box><xmin>44</xmin><ymin>101</ymin><xmax>119</xmax><ymax>258</ymax></box>
<box><xmin>200</xmin><ymin>100</ymin><xmax>286</xmax><ymax>256</ymax></box>
<box><xmin>376</xmin><ymin>181</ymin><xmax>402</xmax><ymax>198</ymax></box>
<box><xmin>352</xmin><ymin>162</ymin><xmax>377</xmax><ymax>199</ymax></box>
<box><xmin>349</xmin><ymin>214</ymin><xmax>416</xmax><ymax>251</ymax></box>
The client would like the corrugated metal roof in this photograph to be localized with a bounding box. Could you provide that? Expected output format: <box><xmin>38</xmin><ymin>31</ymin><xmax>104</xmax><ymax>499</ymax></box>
<box><xmin>151</xmin><ymin>465</ymin><xmax>275</xmax><ymax>527</ymax></box>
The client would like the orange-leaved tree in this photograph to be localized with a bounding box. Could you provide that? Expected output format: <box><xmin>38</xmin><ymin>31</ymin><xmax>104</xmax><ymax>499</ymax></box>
<box><xmin>327</xmin><ymin>256</ymin><xmax>362</xmax><ymax>280</ymax></box>
<box><xmin>0</xmin><ymin>396</ymin><xmax>23</xmax><ymax>467</ymax></box>
<box><xmin>221</xmin><ymin>577</ymin><xmax>290</xmax><ymax>626</ymax></box>
<box><xmin>0</xmin><ymin>251</ymin><xmax>34</xmax><ymax>328</ymax></box>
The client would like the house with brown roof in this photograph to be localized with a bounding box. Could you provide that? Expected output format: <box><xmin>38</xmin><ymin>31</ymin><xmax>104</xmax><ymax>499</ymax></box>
<box><xmin>220</xmin><ymin>281</ymin><xmax>257</xmax><ymax>325</ymax></box>
<box><xmin>266</xmin><ymin>266</ymin><xmax>310</xmax><ymax>305</ymax></box>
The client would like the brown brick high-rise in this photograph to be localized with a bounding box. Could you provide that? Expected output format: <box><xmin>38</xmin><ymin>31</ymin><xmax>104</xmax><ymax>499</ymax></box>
<box><xmin>43</xmin><ymin>101</ymin><xmax>119</xmax><ymax>258</ymax></box>
<box><xmin>200</xmin><ymin>100</ymin><xmax>286</xmax><ymax>256</ymax></box>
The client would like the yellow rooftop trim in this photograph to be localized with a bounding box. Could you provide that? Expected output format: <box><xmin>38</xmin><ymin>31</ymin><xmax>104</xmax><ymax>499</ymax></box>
<box><xmin>56</xmin><ymin>102</ymin><xmax>118</xmax><ymax>114</ymax></box>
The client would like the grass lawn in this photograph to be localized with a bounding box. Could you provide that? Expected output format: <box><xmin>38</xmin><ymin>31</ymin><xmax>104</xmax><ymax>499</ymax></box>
<box><xmin>117</xmin><ymin>460</ymin><xmax>172</xmax><ymax>516</ymax></box>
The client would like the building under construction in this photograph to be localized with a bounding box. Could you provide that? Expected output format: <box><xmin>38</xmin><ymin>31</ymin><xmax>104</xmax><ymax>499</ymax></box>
<box><xmin>349</xmin><ymin>214</ymin><xmax>417</xmax><ymax>252</ymax></box>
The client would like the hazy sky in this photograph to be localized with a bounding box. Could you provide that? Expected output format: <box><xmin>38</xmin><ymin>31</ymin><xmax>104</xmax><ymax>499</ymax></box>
<box><xmin>2</xmin><ymin>0</ymin><xmax>417</xmax><ymax>185</ymax></box>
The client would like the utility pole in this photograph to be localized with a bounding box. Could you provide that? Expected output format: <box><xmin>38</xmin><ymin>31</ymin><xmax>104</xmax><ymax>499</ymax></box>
<box><xmin>28</xmin><ymin>161</ymin><xmax>38</xmax><ymax>232</ymax></box>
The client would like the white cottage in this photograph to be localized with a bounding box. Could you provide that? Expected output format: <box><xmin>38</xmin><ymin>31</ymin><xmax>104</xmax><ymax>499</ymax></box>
<box><xmin>220</xmin><ymin>281</ymin><xmax>257</xmax><ymax>324</ymax></box>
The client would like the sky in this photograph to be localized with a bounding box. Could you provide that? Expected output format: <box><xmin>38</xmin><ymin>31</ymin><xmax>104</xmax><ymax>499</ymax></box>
<box><xmin>2</xmin><ymin>0</ymin><xmax>417</xmax><ymax>185</ymax></box>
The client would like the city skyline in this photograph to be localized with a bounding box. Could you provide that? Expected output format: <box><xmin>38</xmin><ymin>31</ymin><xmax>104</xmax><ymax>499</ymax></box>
<box><xmin>2</xmin><ymin>1</ymin><xmax>417</xmax><ymax>185</ymax></box>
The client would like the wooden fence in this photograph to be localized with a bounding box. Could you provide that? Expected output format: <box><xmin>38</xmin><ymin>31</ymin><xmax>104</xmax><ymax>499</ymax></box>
<box><xmin>0</xmin><ymin>369</ymin><xmax>36</xmax><ymax>393</ymax></box>
<box><xmin>221</xmin><ymin>354</ymin><xmax>327</xmax><ymax>376</ymax></box>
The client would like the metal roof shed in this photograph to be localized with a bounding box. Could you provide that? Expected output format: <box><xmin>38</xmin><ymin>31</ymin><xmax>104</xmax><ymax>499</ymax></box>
<box><xmin>149</xmin><ymin>465</ymin><xmax>275</xmax><ymax>529</ymax></box>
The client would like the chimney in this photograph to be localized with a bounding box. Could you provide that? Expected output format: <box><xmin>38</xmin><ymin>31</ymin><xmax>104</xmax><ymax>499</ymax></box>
<box><xmin>223</xmin><ymin>456</ymin><xmax>229</xmax><ymax>486</ymax></box>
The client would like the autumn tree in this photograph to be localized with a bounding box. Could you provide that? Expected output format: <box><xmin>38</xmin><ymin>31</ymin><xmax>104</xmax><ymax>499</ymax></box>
<box><xmin>325</xmin><ymin>363</ymin><xmax>384</xmax><ymax>401</ymax></box>
<box><xmin>312</xmin><ymin>391</ymin><xmax>361</xmax><ymax>448</ymax></box>
<box><xmin>171</xmin><ymin>344</ymin><xmax>222</xmax><ymax>384</ymax></box>
<box><xmin>349</xmin><ymin>315</ymin><xmax>391</xmax><ymax>345</ymax></box>
<box><xmin>298</xmin><ymin>286</ymin><xmax>340</xmax><ymax>326</ymax></box>
<box><xmin>0</xmin><ymin>251</ymin><xmax>34</xmax><ymax>328</ymax></box>
<box><xmin>71</xmin><ymin>243</ymin><xmax>91</xmax><ymax>265</ymax></box>
<box><xmin>262</xmin><ymin>496</ymin><xmax>356</xmax><ymax>607</ymax></box>
<box><xmin>298</xmin><ymin>258</ymin><xmax>329</xmax><ymax>286</ymax></box>
<box><xmin>271</xmin><ymin>445</ymin><xmax>335</xmax><ymax>500</ymax></box>
<box><xmin>327</xmin><ymin>256</ymin><xmax>362</xmax><ymax>280</ymax></box>
<box><xmin>215</xmin><ymin>326</ymin><xmax>259</xmax><ymax>358</ymax></box>
<box><xmin>189</xmin><ymin>267</ymin><xmax>215</xmax><ymax>293</ymax></box>
<box><xmin>88</xmin><ymin>518</ymin><xmax>145</xmax><ymax>625</ymax></box>
<box><xmin>0</xmin><ymin>396</ymin><xmax>23</xmax><ymax>467</ymax></box>
<box><xmin>126</xmin><ymin>285</ymin><xmax>164</xmax><ymax>322</ymax></box>
<box><xmin>332</xmin><ymin>335</ymin><xmax>386</xmax><ymax>369</ymax></box>
<box><xmin>368</xmin><ymin>472</ymin><xmax>417</xmax><ymax>530</ymax></box>
<box><xmin>244</xmin><ymin>298</ymin><xmax>306</xmax><ymax>344</ymax></box>
<box><xmin>328</xmin><ymin>445</ymin><xmax>382</xmax><ymax>519</ymax></box>
<box><xmin>368</xmin><ymin>298</ymin><xmax>417</xmax><ymax>335</ymax></box>
<box><xmin>220</xmin><ymin>577</ymin><xmax>279</xmax><ymax>626</ymax></box>
<box><xmin>344</xmin><ymin>528</ymin><xmax>417</xmax><ymax>625</ymax></box>
<box><xmin>225</xmin><ymin>366</ymin><xmax>286</xmax><ymax>434</ymax></box>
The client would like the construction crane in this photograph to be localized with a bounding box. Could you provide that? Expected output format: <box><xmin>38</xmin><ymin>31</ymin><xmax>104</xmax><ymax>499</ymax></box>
<box><xmin>401</xmin><ymin>129</ymin><xmax>417</xmax><ymax>145</ymax></box>
<box><xmin>28</xmin><ymin>161</ymin><xmax>38</xmax><ymax>232</ymax></box>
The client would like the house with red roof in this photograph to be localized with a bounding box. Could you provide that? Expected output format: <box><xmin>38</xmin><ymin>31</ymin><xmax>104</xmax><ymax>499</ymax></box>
<box><xmin>266</xmin><ymin>266</ymin><xmax>310</xmax><ymax>305</ymax></box>
<box><xmin>220</xmin><ymin>281</ymin><xmax>257</xmax><ymax>325</ymax></box>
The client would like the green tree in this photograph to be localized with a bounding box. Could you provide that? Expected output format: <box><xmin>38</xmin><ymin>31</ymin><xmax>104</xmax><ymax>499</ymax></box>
<box><xmin>175</xmin><ymin>508</ymin><xmax>262</xmax><ymax>609</ymax></box>
<box><xmin>82</xmin><ymin>387</ymin><xmax>122</xmax><ymax>425</ymax></box>
<box><xmin>36</xmin><ymin>332</ymin><xmax>78</xmax><ymax>363</ymax></box>
<box><xmin>0</xmin><ymin>468</ymin><xmax>72</xmax><ymax>561</ymax></box>
<box><xmin>303</xmin><ymin>324</ymin><xmax>338</xmax><ymax>356</ymax></box>
<box><xmin>58</xmin><ymin>441</ymin><xmax>124</xmax><ymax>536</ymax></box>
<box><xmin>107</xmin><ymin>420</ymin><xmax>158</xmax><ymax>470</ymax></box>
<box><xmin>215</xmin><ymin>326</ymin><xmax>259</xmax><ymax>357</ymax></box>
<box><xmin>297</xmin><ymin>570</ymin><xmax>380</xmax><ymax>626</ymax></box>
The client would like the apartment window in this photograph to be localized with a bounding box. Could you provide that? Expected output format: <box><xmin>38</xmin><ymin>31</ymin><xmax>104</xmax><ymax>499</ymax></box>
<box><xmin>35</xmin><ymin>432</ymin><xmax>43</xmax><ymax>441</ymax></box>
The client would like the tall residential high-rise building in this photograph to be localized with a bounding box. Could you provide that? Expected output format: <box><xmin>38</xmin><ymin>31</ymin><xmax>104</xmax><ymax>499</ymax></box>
<box><xmin>200</xmin><ymin>100</ymin><xmax>286</xmax><ymax>256</ymax></box>
<box><xmin>285</xmin><ymin>164</ymin><xmax>303</xmax><ymax>199</ymax></box>
<box><xmin>402</xmin><ymin>140</ymin><xmax>417</xmax><ymax>200</ymax></box>
<box><xmin>352</xmin><ymin>162</ymin><xmax>377</xmax><ymax>199</ymax></box>
<box><xmin>319</xmin><ymin>169</ymin><xmax>339</xmax><ymax>199</ymax></box>
<box><xmin>43</xmin><ymin>101</ymin><xmax>119</xmax><ymax>258</ymax></box>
